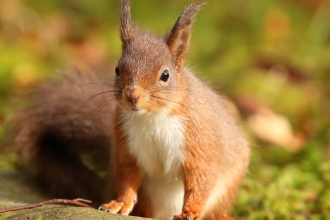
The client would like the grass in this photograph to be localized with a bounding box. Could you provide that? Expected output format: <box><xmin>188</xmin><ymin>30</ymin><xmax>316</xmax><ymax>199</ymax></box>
<box><xmin>0</xmin><ymin>0</ymin><xmax>329</xmax><ymax>219</ymax></box>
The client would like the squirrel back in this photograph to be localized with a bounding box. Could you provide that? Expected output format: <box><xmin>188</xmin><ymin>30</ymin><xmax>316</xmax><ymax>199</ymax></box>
<box><xmin>5</xmin><ymin>68</ymin><xmax>116</xmax><ymax>205</ymax></box>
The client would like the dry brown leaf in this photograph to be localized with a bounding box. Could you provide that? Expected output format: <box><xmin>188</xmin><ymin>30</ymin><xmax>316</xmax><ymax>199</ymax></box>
<box><xmin>247</xmin><ymin>106</ymin><xmax>304</xmax><ymax>151</ymax></box>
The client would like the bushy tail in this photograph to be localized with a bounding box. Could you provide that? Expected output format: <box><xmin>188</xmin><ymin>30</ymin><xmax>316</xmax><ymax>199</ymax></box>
<box><xmin>4</xmin><ymin>67</ymin><xmax>116</xmax><ymax>206</ymax></box>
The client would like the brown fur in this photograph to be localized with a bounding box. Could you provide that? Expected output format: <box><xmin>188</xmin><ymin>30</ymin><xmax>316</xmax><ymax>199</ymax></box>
<box><xmin>101</xmin><ymin>0</ymin><xmax>250</xmax><ymax>219</ymax></box>
<box><xmin>4</xmin><ymin>68</ymin><xmax>117</xmax><ymax>206</ymax></box>
<box><xmin>5</xmin><ymin>0</ymin><xmax>249</xmax><ymax>219</ymax></box>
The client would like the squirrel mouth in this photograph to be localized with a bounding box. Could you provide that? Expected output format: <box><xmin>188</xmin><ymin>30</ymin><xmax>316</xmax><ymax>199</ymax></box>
<box><xmin>131</xmin><ymin>107</ymin><xmax>144</xmax><ymax>112</ymax></box>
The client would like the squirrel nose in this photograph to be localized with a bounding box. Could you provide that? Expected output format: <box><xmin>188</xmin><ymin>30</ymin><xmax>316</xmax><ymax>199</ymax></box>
<box><xmin>126</xmin><ymin>93</ymin><xmax>140</xmax><ymax>104</ymax></box>
<box><xmin>125</xmin><ymin>86</ymin><xmax>140</xmax><ymax>104</ymax></box>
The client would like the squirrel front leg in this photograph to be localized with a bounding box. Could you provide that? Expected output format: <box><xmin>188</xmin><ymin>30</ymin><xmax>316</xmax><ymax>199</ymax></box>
<box><xmin>100</xmin><ymin>161</ymin><xmax>141</xmax><ymax>215</ymax></box>
<box><xmin>172</xmin><ymin>159</ymin><xmax>215</xmax><ymax>220</ymax></box>
<box><xmin>100</xmin><ymin>123</ymin><xmax>141</xmax><ymax>215</ymax></box>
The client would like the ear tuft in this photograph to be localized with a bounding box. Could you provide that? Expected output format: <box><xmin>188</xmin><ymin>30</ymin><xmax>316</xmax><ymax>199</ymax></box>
<box><xmin>120</xmin><ymin>0</ymin><xmax>137</xmax><ymax>49</ymax></box>
<box><xmin>166</xmin><ymin>2</ymin><xmax>206</xmax><ymax>72</ymax></box>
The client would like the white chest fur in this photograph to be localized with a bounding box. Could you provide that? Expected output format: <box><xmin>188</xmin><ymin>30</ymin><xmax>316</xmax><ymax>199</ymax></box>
<box><xmin>121</xmin><ymin>111</ymin><xmax>186</xmax><ymax>177</ymax></box>
<box><xmin>121</xmin><ymin>111</ymin><xmax>186</xmax><ymax>219</ymax></box>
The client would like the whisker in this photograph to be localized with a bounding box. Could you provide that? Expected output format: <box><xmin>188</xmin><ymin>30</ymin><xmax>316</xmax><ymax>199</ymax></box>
<box><xmin>82</xmin><ymin>90</ymin><xmax>119</xmax><ymax>108</ymax></box>
<box><xmin>150</xmin><ymin>87</ymin><xmax>190</xmax><ymax>93</ymax></box>
<box><xmin>92</xmin><ymin>97</ymin><xmax>117</xmax><ymax>121</ymax></box>
<box><xmin>92</xmin><ymin>94</ymin><xmax>119</xmax><ymax>109</ymax></box>
<box><xmin>151</xmin><ymin>95</ymin><xmax>192</xmax><ymax>111</ymax></box>
<box><xmin>150</xmin><ymin>95</ymin><xmax>207</xmax><ymax>122</ymax></box>
<box><xmin>80</xmin><ymin>81</ymin><xmax>117</xmax><ymax>88</ymax></box>
<box><xmin>148</xmin><ymin>98</ymin><xmax>166</xmax><ymax>107</ymax></box>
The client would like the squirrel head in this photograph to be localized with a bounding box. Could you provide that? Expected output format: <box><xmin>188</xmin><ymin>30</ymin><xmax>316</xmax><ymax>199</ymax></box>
<box><xmin>114</xmin><ymin>0</ymin><xmax>205</xmax><ymax>114</ymax></box>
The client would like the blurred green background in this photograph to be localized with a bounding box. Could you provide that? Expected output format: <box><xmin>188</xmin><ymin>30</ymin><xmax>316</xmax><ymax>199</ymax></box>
<box><xmin>0</xmin><ymin>0</ymin><xmax>329</xmax><ymax>219</ymax></box>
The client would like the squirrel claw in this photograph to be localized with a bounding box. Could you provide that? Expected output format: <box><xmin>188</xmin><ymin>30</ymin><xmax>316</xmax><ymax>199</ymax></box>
<box><xmin>172</xmin><ymin>212</ymin><xmax>199</xmax><ymax>220</ymax></box>
<box><xmin>98</xmin><ymin>206</ymin><xmax>106</xmax><ymax>211</ymax></box>
<box><xmin>98</xmin><ymin>205</ymin><xmax>109</xmax><ymax>212</ymax></box>
<box><xmin>98</xmin><ymin>200</ymin><xmax>125</xmax><ymax>214</ymax></box>
<box><xmin>98</xmin><ymin>206</ymin><xmax>110</xmax><ymax>212</ymax></box>
<box><xmin>99</xmin><ymin>200</ymin><xmax>133</xmax><ymax>215</ymax></box>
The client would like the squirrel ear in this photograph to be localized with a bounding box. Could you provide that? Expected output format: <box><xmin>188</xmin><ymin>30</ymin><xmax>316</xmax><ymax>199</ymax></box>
<box><xmin>120</xmin><ymin>0</ymin><xmax>137</xmax><ymax>49</ymax></box>
<box><xmin>165</xmin><ymin>2</ymin><xmax>205</xmax><ymax>72</ymax></box>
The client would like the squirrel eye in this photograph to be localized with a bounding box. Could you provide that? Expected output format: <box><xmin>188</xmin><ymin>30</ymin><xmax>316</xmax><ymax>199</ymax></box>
<box><xmin>160</xmin><ymin>69</ymin><xmax>169</xmax><ymax>82</ymax></box>
<box><xmin>115</xmin><ymin>66</ymin><xmax>120</xmax><ymax>76</ymax></box>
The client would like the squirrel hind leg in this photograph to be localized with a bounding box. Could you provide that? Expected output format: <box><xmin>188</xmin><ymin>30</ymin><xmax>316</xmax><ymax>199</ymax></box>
<box><xmin>202</xmin><ymin>163</ymin><xmax>248</xmax><ymax>220</ymax></box>
<box><xmin>130</xmin><ymin>190</ymin><xmax>153</xmax><ymax>218</ymax></box>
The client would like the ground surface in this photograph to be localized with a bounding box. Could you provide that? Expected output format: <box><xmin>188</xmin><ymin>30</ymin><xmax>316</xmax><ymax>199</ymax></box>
<box><xmin>0</xmin><ymin>172</ymin><xmax>147</xmax><ymax>220</ymax></box>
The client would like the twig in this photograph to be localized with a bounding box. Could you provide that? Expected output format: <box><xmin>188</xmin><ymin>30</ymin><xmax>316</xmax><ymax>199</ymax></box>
<box><xmin>0</xmin><ymin>198</ymin><xmax>94</xmax><ymax>214</ymax></box>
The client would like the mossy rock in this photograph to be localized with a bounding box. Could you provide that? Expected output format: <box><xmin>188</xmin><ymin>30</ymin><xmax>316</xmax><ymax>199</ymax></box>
<box><xmin>0</xmin><ymin>203</ymin><xmax>147</xmax><ymax>220</ymax></box>
<box><xmin>0</xmin><ymin>172</ymin><xmax>150</xmax><ymax>220</ymax></box>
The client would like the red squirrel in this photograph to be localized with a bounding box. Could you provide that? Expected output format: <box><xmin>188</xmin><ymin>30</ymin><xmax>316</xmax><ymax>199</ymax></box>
<box><xmin>98</xmin><ymin>0</ymin><xmax>250</xmax><ymax>219</ymax></box>
<box><xmin>5</xmin><ymin>0</ymin><xmax>250</xmax><ymax>219</ymax></box>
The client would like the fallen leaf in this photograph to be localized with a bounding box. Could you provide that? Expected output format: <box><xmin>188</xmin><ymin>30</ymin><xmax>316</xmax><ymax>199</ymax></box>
<box><xmin>247</xmin><ymin>106</ymin><xmax>304</xmax><ymax>151</ymax></box>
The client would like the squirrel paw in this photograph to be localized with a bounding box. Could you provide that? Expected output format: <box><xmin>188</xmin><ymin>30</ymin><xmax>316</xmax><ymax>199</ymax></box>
<box><xmin>98</xmin><ymin>200</ymin><xmax>132</xmax><ymax>215</ymax></box>
<box><xmin>172</xmin><ymin>211</ymin><xmax>200</xmax><ymax>220</ymax></box>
